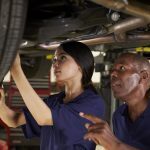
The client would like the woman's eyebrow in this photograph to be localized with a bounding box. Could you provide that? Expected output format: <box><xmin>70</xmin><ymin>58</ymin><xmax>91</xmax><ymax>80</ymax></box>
<box><xmin>59</xmin><ymin>52</ymin><xmax>67</xmax><ymax>55</ymax></box>
<box><xmin>55</xmin><ymin>52</ymin><xmax>68</xmax><ymax>57</ymax></box>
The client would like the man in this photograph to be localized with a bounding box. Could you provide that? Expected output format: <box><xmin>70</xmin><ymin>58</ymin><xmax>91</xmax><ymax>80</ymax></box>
<box><xmin>80</xmin><ymin>53</ymin><xmax>150</xmax><ymax>150</ymax></box>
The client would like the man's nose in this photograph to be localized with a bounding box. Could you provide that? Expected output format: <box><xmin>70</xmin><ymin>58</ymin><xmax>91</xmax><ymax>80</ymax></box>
<box><xmin>110</xmin><ymin>69</ymin><xmax>118</xmax><ymax>78</ymax></box>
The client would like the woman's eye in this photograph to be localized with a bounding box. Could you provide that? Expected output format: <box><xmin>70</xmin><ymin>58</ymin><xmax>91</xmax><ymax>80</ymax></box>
<box><xmin>60</xmin><ymin>55</ymin><xmax>66</xmax><ymax>61</ymax></box>
<box><xmin>52</xmin><ymin>55</ymin><xmax>67</xmax><ymax>64</ymax></box>
<box><xmin>52</xmin><ymin>58</ymin><xmax>57</xmax><ymax>64</ymax></box>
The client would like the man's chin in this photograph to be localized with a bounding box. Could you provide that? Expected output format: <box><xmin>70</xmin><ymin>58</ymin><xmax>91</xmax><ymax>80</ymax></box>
<box><xmin>113</xmin><ymin>92</ymin><xmax>125</xmax><ymax>100</ymax></box>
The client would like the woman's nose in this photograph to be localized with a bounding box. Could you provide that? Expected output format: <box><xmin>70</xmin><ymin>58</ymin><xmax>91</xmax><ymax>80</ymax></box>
<box><xmin>53</xmin><ymin>61</ymin><xmax>59</xmax><ymax>68</ymax></box>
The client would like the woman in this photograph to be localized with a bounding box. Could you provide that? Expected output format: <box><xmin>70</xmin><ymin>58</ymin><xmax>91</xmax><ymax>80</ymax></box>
<box><xmin>0</xmin><ymin>41</ymin><xmax>105</xmax><ymax>150</ymax></box>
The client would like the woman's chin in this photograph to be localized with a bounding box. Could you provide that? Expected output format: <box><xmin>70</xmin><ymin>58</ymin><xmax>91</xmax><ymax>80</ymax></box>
<box><xmin>56</xmin><ymin>77</ymin><xmax>62</xmax><ymax>82</ymax></box>
<box><xmin>56</xmin><ymin>78</ymin><xmax>64</xmax><ymax>84</ymax></box>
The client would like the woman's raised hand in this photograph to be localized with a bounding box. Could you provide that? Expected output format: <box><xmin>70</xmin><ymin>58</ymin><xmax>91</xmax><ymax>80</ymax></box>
<box><xmin>11</xmin><ymin>53</ymin><xmax>21</xmax><ymax>68</ymax></box>
<box><xmin>10</xmin><ymin>53</ymin><xmax>22</xmax><ymax>75</ymax></box>
<box><xmin>0</xmin><ymin>88</ymin><xmax>6</xmax><ymax>107</ymax></box>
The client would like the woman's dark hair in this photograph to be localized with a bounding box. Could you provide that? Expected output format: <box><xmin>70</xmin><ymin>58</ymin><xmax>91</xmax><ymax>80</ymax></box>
<box><xmin>59</xmin><ymin>40</ymin><xmax>97</xmax><ymax>93</ymax></box>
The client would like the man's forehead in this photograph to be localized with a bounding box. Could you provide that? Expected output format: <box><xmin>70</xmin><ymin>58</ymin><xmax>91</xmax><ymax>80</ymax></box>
<box><xmin>114</xmin><ymin>54</ymin><xmax>134</xmax><ymax>65</ymax></box>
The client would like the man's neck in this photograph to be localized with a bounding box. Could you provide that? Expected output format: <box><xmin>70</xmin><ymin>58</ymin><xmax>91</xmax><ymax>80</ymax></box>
<box><xmin>127</xmin><ymin>98</ymin><xmax>148</xmax><ymax>121</ymax></box>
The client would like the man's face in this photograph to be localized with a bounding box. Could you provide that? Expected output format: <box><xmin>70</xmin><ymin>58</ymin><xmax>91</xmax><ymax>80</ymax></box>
<box><xmin>110</xmin><ymin>55</ymin><xmax>140</xmax><ymax>99</ymax></box>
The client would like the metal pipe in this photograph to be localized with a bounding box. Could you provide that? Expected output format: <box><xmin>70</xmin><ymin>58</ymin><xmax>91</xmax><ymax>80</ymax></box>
<box><xmin>81</xmin><ymin>34</ymin><xmax>150</xmax><ymax>45</ymax></box>
<box><xmin>38</xmin><ymin>34</ymin><xmax>150</xmax><ymax>50</ymax></box>
<box><xmin>108</xmin><ymin>17</ymin><xmax>148</xmax><ymax>41</ymax></box>
<box><xmin>90</xmin><ymin>0</ymin><xmax>150</xmax><ymax>21</ymax></box>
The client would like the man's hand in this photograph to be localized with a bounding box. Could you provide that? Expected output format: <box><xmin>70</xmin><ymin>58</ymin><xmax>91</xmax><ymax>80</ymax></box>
<box><xmin>79</xmin><ymin>112</ymin><xmax>121</xmax><ymax>150</ymax></box>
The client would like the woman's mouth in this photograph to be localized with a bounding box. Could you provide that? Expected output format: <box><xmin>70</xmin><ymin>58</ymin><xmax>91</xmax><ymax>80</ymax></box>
<box><xmin>54</xmin><ymin>70</ymin><xmax>61</xmax><ymax>75</ymax></box>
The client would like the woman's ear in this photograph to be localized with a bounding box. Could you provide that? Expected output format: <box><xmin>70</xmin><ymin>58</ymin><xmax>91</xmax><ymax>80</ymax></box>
<box><xmin>78</xmin><ymin>66</ymin><xmax>82</xmax><ymax>72</ymax></box>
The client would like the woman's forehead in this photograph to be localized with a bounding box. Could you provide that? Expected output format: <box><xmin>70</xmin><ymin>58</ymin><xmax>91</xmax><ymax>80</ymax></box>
<box><xmin>55</xmin><ymin>48</ymin><xmax>67</xmax><ymax>56</ymax></box>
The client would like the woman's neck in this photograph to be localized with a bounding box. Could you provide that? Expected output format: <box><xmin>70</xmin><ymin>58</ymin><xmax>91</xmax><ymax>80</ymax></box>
<box><xmin>64</xmin><ymin>82</ymin><xmax>84</xmax><ymax>103</ymax></box>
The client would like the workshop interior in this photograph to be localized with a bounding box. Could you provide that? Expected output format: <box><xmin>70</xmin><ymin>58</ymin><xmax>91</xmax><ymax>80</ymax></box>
<box><xmin>0</xmin><ymin>0</ymin><xmax>149</xmax><ymax>149</ymax></box>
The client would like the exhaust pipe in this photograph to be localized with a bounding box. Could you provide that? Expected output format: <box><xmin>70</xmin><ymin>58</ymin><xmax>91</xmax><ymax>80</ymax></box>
<box><xmin>108</xmin><ymin>17</ymin><xmax>148</xmax><ymax>41</ymax></box>
<box><xmin>90</xmin><ymin>0</ymin><xmax>150</xmax><ymax>21</ymax></box>
<box><xmin>39</xmin><ymin>33</ymin><xmax>150</xmax><ymax>50</ymax></box>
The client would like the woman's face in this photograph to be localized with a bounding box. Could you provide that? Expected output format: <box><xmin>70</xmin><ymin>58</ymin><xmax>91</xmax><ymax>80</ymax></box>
<box><xmin>52</xmin><ymin>48</ymin><xmax>82</xmax><ymax>83</ymax></box>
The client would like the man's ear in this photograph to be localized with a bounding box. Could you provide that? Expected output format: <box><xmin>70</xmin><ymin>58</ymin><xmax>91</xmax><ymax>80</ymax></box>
<box><xmin>139</xmin><ymin>70</ymin><xmax>149</xmax><ymax>83</ymax></box>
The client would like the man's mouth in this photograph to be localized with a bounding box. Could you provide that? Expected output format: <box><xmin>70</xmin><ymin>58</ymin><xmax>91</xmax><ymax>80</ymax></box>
<box><xmin>111</xmin><ymin>80</ymin><xmax>121</xmax><ymax>90</ymax></box>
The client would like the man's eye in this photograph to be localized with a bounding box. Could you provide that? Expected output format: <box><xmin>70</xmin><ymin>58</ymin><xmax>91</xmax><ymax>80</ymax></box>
<box><xmin>120</xmin><ymin>66</ymin><xmax>126</xmax><ymax>71</ymax></box>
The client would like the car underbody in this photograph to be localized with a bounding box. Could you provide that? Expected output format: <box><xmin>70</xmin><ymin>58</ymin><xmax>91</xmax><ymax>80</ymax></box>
<box><xmin>0</xmin><ymin>0</ymin><xmax>149</xmax><ymax>81</ymax></box>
